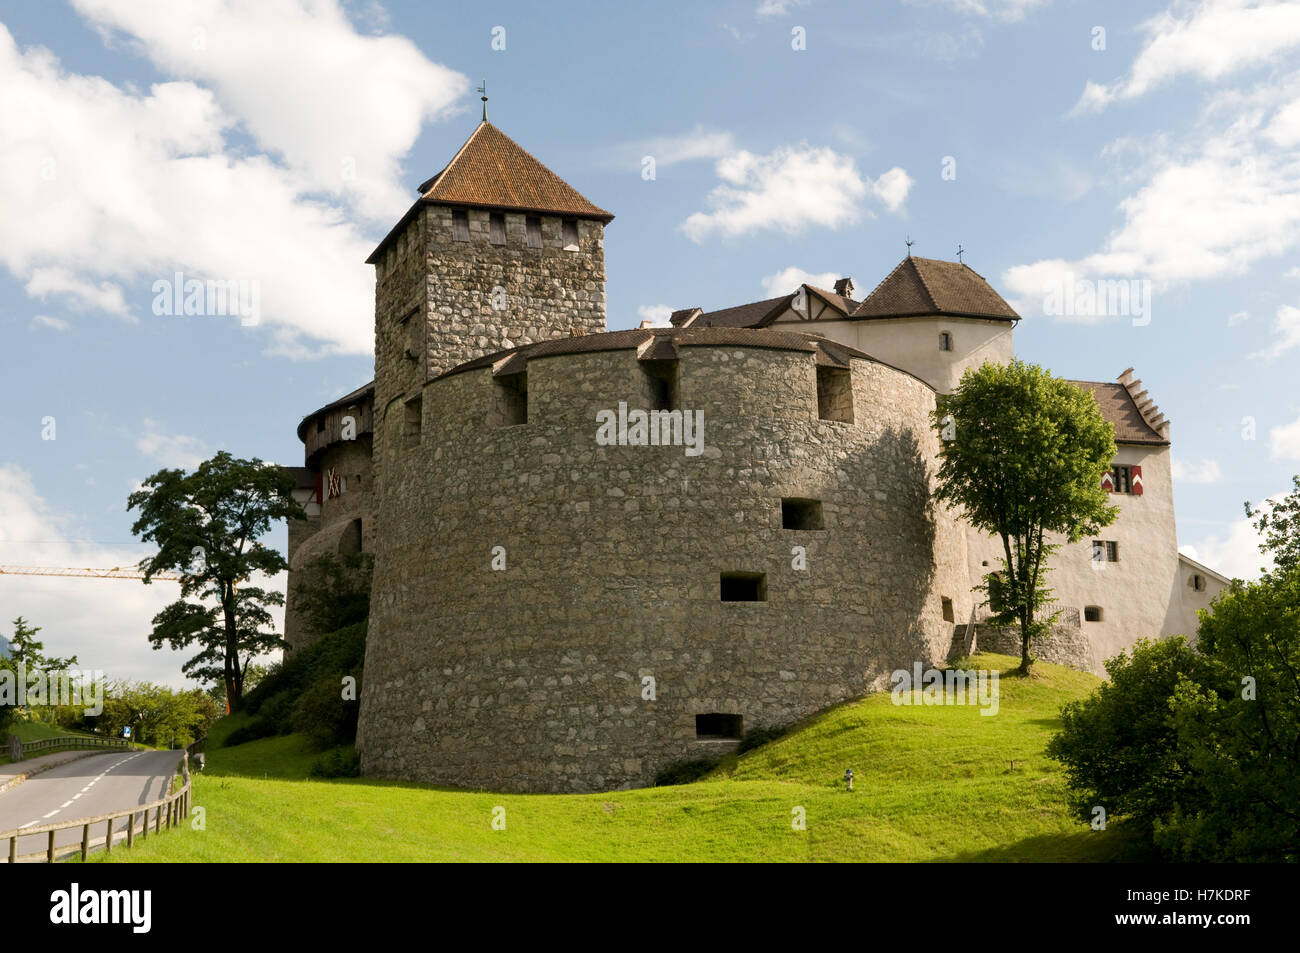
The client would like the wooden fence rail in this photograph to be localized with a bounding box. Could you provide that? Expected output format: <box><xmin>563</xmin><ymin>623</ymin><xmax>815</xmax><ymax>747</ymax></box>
<box><xmin>7</xmin><ymin>734</ymin><xmax>130</xmax><ymax>761</ymax></box>
<box><xmin>1</xmin><ymin>750</ymin><xmax>193</xmax><ymax>863</ymax></box>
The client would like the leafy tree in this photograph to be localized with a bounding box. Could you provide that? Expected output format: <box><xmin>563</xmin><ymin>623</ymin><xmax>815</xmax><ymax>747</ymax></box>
<box><xmin>7</xmin><ymin>616</ymin><xmax>77</xmax><ymax>672</ymax></box>
<box><xmin>1246</xmin><ymin>474</ymin><xmax>1300</xmax><ymax>577</ymax></box>
<box><xmin>933</xmin><ymin>359</ymin><xmax>1118</xmax><ymax>674</ymax></box>
<box><xmin>128</xmin><ymin>451</ymin><xmax>303</xmax><ymax>710</ymax></box>
<box><xmin>96</xmin><ymin>681</ymin><xmax>222</xmax><ymax>748</ymax></box>
<box><xmin>293</xmin><ymin>551</ymin><xmax>373</xmax><ymax>636</ymax></box>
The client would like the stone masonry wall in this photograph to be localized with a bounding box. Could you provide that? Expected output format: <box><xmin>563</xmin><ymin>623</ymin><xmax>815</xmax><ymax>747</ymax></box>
<box><xmin>357</xmin><ymin>343</ymin><xmax>970</xmax><ymax>792</ymax></box>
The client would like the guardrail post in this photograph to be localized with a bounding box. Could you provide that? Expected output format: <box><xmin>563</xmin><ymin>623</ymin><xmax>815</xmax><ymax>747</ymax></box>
<box><xmin>47</xmin><ymin>830</ymin><xmax>55</xmax><ymax>863</ymax></box>
<box><xmin>81</xmin><ymin>824</ymin><xmax>89</xmax><ymax>861</ymax></box>
<box><xmin>155</xmin><ymin>806</ymin><xmax>161</xmax><ymax>834</ymax></box>
<box><xmin>105</xmin><ymin>817</ymin><xmax>113</xmax><ymax>853</ymax></box>
<box><xmin>8</xmin><ymin>835</ymin><xmax>14</xmax><ymax>864</ymax></box>
<box><xmin>127</xmin><ymin>812</ymin><xmax>134</xmax><ymax>848</ymax></box>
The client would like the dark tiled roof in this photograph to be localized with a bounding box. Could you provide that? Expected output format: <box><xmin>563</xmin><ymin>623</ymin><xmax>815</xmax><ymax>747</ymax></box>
<box><xmin>296</xmin><ymin>381</ymin><xmax>375</xmax><ymax>442</ymax></box>
<box><xmin>418</xmin><ymin>122</ymin><xmax>613</xmax><ymax>221</ymax></box>
<box><xmin>852</xmin><ymin>257</ymin><xmax>1019</xmax><ymax>321</ymax></box>
<box><xmin>1067</xmin><ymin>380</ymin><xmax>1169</xmax><ymax>445</ymax></box>
<box><xmin>690</xmin><ymin>295</ymin><xmax>792</xmax><ymax>329</ymax></box>
<box><xmin>805</xmin><ymin>285</ymin><xmax>861</xmax><ymax>315</ymax></box>
<box><xmin>367</xmin><ymin>121</ymin><xmax>613</xmax><ymax>263</ymax></box>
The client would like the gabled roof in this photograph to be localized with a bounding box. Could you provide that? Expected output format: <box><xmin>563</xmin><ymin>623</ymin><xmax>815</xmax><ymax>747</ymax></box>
<box><xmin>852</xmin><ymin>256</ymin><xmax>1019</xmax><ymax>321</ymax></box>
<box><xmin>367</xmin><ymin>121</ymin><xmax>613</xmax><ymax>263</ymax></box>
<box><xmin>1066</xmin><ymin>380</ymin><xmax>1170</xmax><ymax>446</ymax></box>
<box><xmin>687</xmin><ymin>284</ymin><xmax>861</xmax><ymax>330</ymax></box>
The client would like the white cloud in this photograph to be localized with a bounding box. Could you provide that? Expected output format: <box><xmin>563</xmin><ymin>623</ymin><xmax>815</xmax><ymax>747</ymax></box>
<box><xmin>760</xmin><ymin>267</ymin><xmax>841</xmax><ymax>297</ymax></box>
<box><xmin>1171</xmin><ymin>456</ymin><xmax>1223</xmax><ymax>484</ymax></box>
<box><xmin>756</xmin><ymin>0</ymin><xmax>808</xmax><ymax>17</ymax></box>
<box><xmin>1250</xmin><ymin>304</ymin><xmax>1300</xmax><ymax>359</ymax></box>
<box><xmin>603</xmin><ymin>125</ymin><xmax>737</xmax><ymax>171</ymax></box>
<box><xmin>637</xmin><ymin>304</ymin><xmax>673</xmax><ymax>327</ymax></box>
<box><xmin>1269</xmin><ymin>413</ymin><xmax>1300</xmax><ymax>460</ymax></box>
<box><xmin>0</xmin><ymin>20</ymin><xmax>395</xmax><ymax>355</ymax></box>
<box><xmin>29</xmin><ymin>314</ymin><xmax>71</xmax><ymax>332</ymax></box>
<box><xmin>71</xmin><ymin>0</ymin><xmax>467</xmax><ymax>221</ymax></box>
<box><xmin>1228</xmin><ymin>309</ymin><xmax>1249</xmax><ymax>326</ymax></box>
<box><xmin>680</xmin><ymin>144</ymin><xmax>907</xmax><ymax>242</ymax></box>
<box><xmin>25</xmin><ymin>267</ymin><xmax>129</xmax><ymax>317</ymax></box>
<box><xmin>1003</xmin><ymin>107</ymin><xmax>1300</xmax><ymax>315</ymax></box>
<box><xmin>1183</xmin><ymin>491</ymin><xmax>1286</xmax><ymax>581</ymax></box>
<box><xmin>1074</xmin><ymin>0</ymin><xmax>1300</xmax><ymax>112</ymax></box>
<box><xmin>1285</xmin><ymin>265</ymin><xmax>1300</xmax><ymax>278</ymax></box>
<box><xmin>903</xmin><ymin>0</ymin><xmax>1048</xmax><ymax>22</ymax></box>
<box><xmin>0</xmin><ymin>464</ymin><xmax>202</xmax><ymax>687</ymax></box>
<box><xmin>871</xmin><ymin>167</ymin><xmax>914</xmax><ymax>214</ymax></box>
<box><xmin>136</xmin><ymin>419</ymin><xmax>206</xmax><ymax>470</ymax></box>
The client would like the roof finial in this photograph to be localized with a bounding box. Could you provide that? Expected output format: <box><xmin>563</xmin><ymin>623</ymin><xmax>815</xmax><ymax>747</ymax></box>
<box><xmin>478</xmin><ymin>80</ymin><xmax>488</xmax><ymax>122</ymax></box>
<box><xmin>956</xmin><ymin>243</ymin><xmax>964</xmax><ymax>264</ymax></box>
<box><xmin>905</xmin><ymin>236</ymin><xmax>914</xmax><ymax>258</ymax></box>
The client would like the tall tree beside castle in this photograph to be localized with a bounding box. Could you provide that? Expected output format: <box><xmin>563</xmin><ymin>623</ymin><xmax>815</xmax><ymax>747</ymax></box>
<box><xmin>128</xmin><ymin>452</ymin><xmax>302</xmax><ymax>709</ymax></box>
<box><xmin>934</xmin><ymin>360</ymin><xmax>1118</xmax><ymax>674</ymax></box>
<box><xmin>6</xmin><ymin>616</ymin><xmax>77</xmax><ymax>672</ymax></box>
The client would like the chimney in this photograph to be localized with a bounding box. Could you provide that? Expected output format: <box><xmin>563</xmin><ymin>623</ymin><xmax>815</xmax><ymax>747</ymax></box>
<box><xmin>833</xmin><ymin>277</ymin><xmax>854</xmax><ymax>298</ymax></box>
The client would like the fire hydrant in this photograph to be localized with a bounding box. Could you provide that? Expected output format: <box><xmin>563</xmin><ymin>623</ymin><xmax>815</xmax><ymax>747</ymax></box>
<box><xmin>843</xmin><ymin>768</ymin><xmax>854</xmax><ymax>791</ymax></box>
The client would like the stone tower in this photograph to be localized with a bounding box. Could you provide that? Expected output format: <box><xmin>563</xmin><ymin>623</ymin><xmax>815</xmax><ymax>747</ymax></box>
<box><xmin>366</xmin><ymin>119</ymin><xmax>613</xmax><ymax>416</ymax></box>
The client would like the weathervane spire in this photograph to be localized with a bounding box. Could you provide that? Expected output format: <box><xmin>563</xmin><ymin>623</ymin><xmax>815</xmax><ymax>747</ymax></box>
<box><xmin>905</xmin><ymin>236</ymin><xmax>914</xmax><ymax>258</ymax></box>
<box><xmin>957</xmin><ymin>244</ymin><xmax>964</xmax><ymax>264</ymax></box>
<box><xmin>478</xmin><ymin>80</ymin><xmax>488</xmax><ymax>122</ymax></box>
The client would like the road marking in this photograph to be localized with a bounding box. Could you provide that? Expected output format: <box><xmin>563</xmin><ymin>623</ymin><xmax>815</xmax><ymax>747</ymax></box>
<box><xmin>18</xmin><ymin>821</ymin><xmax>36</xmax><ymax>830</ymax></box>
<box><xmin>42</xmin><ymin>810</ymin><xmax>58</xmax><ymax>818</ymax></box>
<box><xmin>61</xmin><ymin>800</ymin><xmax>73</xmax><ymax>808</ymax></box>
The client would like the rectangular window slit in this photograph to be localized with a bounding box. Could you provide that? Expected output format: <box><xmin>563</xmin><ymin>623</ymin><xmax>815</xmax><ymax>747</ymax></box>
<box><xmin>695</xmin><ymin>713</ymin><xmax>743</xmax><ymax>739</ymax></box>
<box><xmin>720</xmin><ymin>572</ymin><xmax>766</xmax><ymax>602</ymax></box>
<box><xmin>781</xmin><ymin>498</ymin><xmax>823</xmax><ymax>530</ymax></box>
<box><xmin>526</xmin><ymin>216</ymin><xmax>542</xmax><ymax>248</ymax></box>
<box><xmin>562</xmin><ymin>219</ymin><xmax>579</xmax><ymax>251</ymax></box>
<box><xmin>490</xmin><ymin>212</ymin><xmax>506</xmax><ymax>245</ymax></box>
<box><xmin>452</xmin><ymin>209</ymin><xmax>469</xmax><ymax>242</ymax></box>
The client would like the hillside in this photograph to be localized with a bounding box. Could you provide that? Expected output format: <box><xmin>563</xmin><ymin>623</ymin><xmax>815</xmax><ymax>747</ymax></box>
<box><xmin>88</xmin><ymin>654</ymin><xmax>1139</xmax><ymax>862</ymax></box>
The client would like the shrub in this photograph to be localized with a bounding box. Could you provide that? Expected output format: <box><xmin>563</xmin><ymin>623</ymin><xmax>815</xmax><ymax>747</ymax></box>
<box><xmin>309</xmin><ymin>747</ymin><xmax>361</xmax><ymax>779</ymax></box>
<box><xmin>737</xmin><ymin>723</ymin><xmax>789</xmax><ymax>754</ymax></box>
<box><xmin>292</xmin><ymin>674</ymin><xmax>360</xmax><ymax>750</ymax></box>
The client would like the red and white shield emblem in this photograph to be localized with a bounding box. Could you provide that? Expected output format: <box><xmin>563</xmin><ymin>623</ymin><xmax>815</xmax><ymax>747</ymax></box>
<box><xmin>1131</xmin><ymin>464</ymin><xmax>1143</xmax><ymax>496</ymax></box>
<box><xmin>326</xmin><ymin>467</ymin><xmax>342</xmax><ymax>500</ymax></box>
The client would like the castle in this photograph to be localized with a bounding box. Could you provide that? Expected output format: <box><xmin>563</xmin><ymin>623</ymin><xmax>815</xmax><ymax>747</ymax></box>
<box><xmin>283</xmin><ymin>118</ymin><xmax>1228</xmax><ymax>793</ymax></box>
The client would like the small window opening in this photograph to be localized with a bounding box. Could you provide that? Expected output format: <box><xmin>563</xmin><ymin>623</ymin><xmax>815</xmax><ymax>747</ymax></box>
<box><xmin>816</xmin><ymin>366</ymin><xmax>854</xmax><ymax>423</ymax></box>
<box><xmin>452</xmin><ymin>209</ymin><xmax>469</xmax><ymax>242</ymax></box>
<box><xmin>493</xmin><ymin>373</ymin><xmax>528</xmax><ymax>427</ymax></box>
<box><xmin>695</xmin><ymin>713</ymin><xmax>743</xmax><ymax>739</ymax></box>
<box><xmin>1092</xmin><ymin>540</ymin><xmax>1119</xmax><ymax>563</ymax></box>
<box><xmin>489</xmin><ymin>212</ymin><xmax>506</xmax><ymax>246</ymax></box>
<box><xmin>1113</xmin><ymin>465</ymin><xmax>1132</xmax><ymax>494</ymax></box>
<box><xmin>562</xmin><ymin>219</ymin><xmax>579</xmax><ymax>251</ymax></box>
<box><xmin>781</xmin><ymin>498</ymin><xmax>823</xmax><ymax>530</ymax></box>
<box><xmin>404</xmin><ymin>395</ymin><xmax>422</xmax><ymax>446</ymax></box>
<box><xmin>526</xmin><ymin>216</ymin><xmax>542</xmax><ymax>249</ymax></box>
<box><xmin>1084</xmin><ymin>605</ymin><xmax>1104</xmax><ymax>622</ymax></box>
<box><xmin>642</xmin><ymin>359</ymin><xmax>679</xmax><ymax>411</ymax></box>
<box><xmin>1191</xmin><ymin>574</ymin><xmax>1206</xmax><ymax>592</ymax></box>
<box><xmin>939</xmin><ymin>331</ymin><xmax>953</xmax><ymax>351</ymax></box>
<box><xmin>941</xmin><ymin>597</ymin><xmax>955</xmax><ymax>622</ymax></box>
<box><xmin>720</xmin><ymin>572</ymin><xmax>766</xmax><ymax>602</ymax></box>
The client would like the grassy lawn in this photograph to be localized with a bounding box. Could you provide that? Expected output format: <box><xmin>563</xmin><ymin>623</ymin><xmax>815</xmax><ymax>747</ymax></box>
<box><xmin>90</xmin><ymin>653</ymin><xmax>1139</xmax><ymax>862</ymax></box>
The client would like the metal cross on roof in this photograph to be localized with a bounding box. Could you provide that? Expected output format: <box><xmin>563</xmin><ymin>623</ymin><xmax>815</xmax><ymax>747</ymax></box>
<box><xmin>957</xmin><ymin>244</ymin><xmax>964</xmax><ymax>263</ymax></box>
<box><xmin>905</xmin><ymin>236</ymin><xmax>914</xmax><ymax>257</ymax></box>
<box><xmin>478</xmin><ymin>81</ymin><xmax>488</xmax><ymax>121</ymax></box>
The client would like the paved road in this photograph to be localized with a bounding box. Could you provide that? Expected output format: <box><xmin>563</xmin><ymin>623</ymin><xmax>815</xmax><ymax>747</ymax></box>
<box><xmin>0</xmin><ymin>749</ymin><xmax>183</xmax><ymax>861</ymax></box>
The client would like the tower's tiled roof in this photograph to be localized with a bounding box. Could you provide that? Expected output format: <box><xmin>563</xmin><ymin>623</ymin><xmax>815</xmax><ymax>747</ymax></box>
<box><xmin>417</xmin><ymin>121</ymin><xmax>613</xmax><ymax>222</ymax></box>
<box><xmin>1066</xmin><ymin>380</ymin><xmax>1170</xmax><ymax>445</ymax></box>
<box><xmin>852</xmin><ymin>256</ymin><xmax>1019</xmax><ymax>321</ymax></box>
<box><xmin>367</xmin><ymin>121</ymin><xmax>612</xmax><ymax>263</ymax></box>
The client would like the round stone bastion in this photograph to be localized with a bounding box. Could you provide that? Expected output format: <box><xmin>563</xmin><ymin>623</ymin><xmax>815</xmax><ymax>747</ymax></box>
<box><xmin>356</xmin><ymin>327</ymin><xmax>969</xmax><ymax>792</ymax></box>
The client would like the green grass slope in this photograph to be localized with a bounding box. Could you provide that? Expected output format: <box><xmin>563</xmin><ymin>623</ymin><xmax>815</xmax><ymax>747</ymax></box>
<box><xmin>90</xmin><ymin>653</ymin><xmax>1138</xmax><ymax>862</ymax></box>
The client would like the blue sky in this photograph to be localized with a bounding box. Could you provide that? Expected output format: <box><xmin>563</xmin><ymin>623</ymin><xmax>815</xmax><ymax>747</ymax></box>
<box><xmin>0</xmin><ymin>0</ymin><xmax>1297</xmax><ymax>686</ymax></box>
